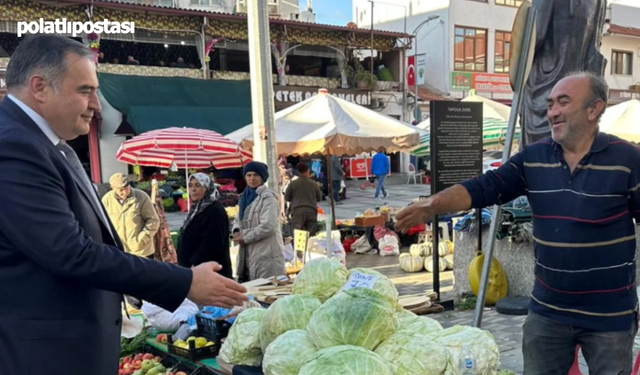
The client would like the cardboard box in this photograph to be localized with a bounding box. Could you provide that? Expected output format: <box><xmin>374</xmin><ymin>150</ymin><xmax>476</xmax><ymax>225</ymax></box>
<box><xmin>355</xmin><ymin>215</ymin><xmax>386</xmax><ymax>227</ymax></box>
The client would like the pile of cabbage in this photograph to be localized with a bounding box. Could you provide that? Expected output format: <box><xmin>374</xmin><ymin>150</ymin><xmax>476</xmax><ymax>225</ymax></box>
<box><xmin>219</xmin><ymin>258</ymin><xmax>500</xmax><ymax>375</ymax></box>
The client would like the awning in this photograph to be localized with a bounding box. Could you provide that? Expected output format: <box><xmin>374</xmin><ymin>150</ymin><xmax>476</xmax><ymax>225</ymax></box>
<box><xmin>98</xmin><ymin>73</ymin><xmax>252</xmax><ymax>135</ymax></box>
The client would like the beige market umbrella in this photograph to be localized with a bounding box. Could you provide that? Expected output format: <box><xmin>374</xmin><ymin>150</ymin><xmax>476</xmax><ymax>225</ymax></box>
<box><xmin>600</xmin><ymin>99</ymin><xmax>640</xmax><ymax>143</ymax></box>
<box><xmin>461</xmin><ymin>89</ymin><xmax>512</xmax><ymax>121</ymax></box>
<box><xmin>228</xmin><ymin>89</ymin><xmax>421</xmax><ymax>156</ymax></box>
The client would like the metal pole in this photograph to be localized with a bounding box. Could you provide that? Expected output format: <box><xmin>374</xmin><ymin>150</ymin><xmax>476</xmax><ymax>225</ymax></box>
<box><xmin>247</xmin><ymin>0</ymin><xmax>280</xmax><ymax>196</ymax></box>
<box><xmin>414</xmin><ymin>34</ymin><xmax>419</xmax><ymax>121</ymax></box>
<box><xmin>473</xmin><ymin>7</ymin><xmax>537</xmax><ymax>328</ymax></box>
<box><xmin>401</xmin><ymin>47</ymin><xmax>407</xmax><ymax>123</ymax></box>
<box><xmin>370</xmin><ymin>0</ymin><xmax>374</xmax><ymax>76</ymax></box>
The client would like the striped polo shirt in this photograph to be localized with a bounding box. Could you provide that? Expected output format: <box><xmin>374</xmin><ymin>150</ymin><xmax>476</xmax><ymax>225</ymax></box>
<box><xmin>461</xmin><ymin>132</ymin><xmax>640</xmax><ymax>331</ymax></box>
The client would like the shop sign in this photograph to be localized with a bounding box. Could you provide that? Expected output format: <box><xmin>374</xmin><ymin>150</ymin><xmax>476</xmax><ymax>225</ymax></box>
<box><xmin>609</xmin><ymin>89</ymin><xmax>640</xmax><ymax>101</ymax></box>
<box><xmin>450</xmin><ymin>71</ymin><xmax>512</xmax><ymax>93</ymax></box>
<box><xmin>274</xmin><ymin>86</ymin><xmax>371</xmax><ymax>107</ymax></box>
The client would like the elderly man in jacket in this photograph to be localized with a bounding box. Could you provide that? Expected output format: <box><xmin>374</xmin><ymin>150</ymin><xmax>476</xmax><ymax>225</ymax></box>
<box><xmin>102</xmin><ymin>173</ymin><xmax>160</xmax><ymax>258</ymax></box>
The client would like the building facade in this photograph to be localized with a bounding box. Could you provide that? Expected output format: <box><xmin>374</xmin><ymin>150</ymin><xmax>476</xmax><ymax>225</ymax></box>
<box><xmin>602</xmin><ymin>0</ymin><xmax>640</xmax><ymax>104</ymax></box>
<box><xmin>0</xmin><ymin>0</ymin><xmax>411</xmax><ymax>182</ymax></box>
<box><xmin>353</xmin><ymin>0</ymin><xmax>519</xmax><ymax>104</ymax></box>
<box><xmin>355</xmin><ymin>0</ymin><xmax>640</xmax><ymax>107</ymax></box>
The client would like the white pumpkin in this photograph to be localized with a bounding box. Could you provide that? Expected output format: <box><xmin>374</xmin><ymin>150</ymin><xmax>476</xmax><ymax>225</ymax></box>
<box><xmin>443</xmin><ymin>254</ymin><xmax>454</xmax><ymax>270</ymax></box>
<box><xmin>437</xmin><ymin>242</ymin><xmax>452</xmax><ymax>257</ymax></box>
<box><xmin>424</xmin><ymin>256</ymin><xmax>448</xmax><ymax>273</ymax></box>
<box><xmin>409</xmin><ymin>243</ymin><xmax>431</xmax><ymax>257</ymax></box>
<box><xmin>399</xmin><ymin>253</ymin><xmax>424</xmax><ymax>273</ymax></box>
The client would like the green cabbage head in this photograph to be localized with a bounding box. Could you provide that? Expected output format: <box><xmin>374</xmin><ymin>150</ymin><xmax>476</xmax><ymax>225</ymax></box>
<box><xmin>431</xmin><ymin>325</ymin><xmax>501</xmax><ymax>375</ymax></box>
<box><xmin>292</xmin><ymin>258</ymin><xmax>349</xmax><ymax>302</ymax></box>
<box><xmin>306</xmin><ymin>288</ymin><xmax>398</xmax><ymax>350</ymax></box>
<box><xmin>298</xmin><ymin>345</ymin><xmax>393</xmax><ymax>375</ymax></box>
<box><xmin>375</xmin><ymin>331</ymin><xmax>449</xmax><ymax>375</ymax></box>
<box><xmin>259</xmin><ymin>294</ymin><xmax>322</xmax><ymax>351</ymax></box>
<box><xmin>262</xmin><ymin>329</ymin><xmax>317</xmax><ymax>375</ymax></box>
<box><xmin>219</xmin><ymin>307</ymin><xmax>267</xmax><ymax>366</ymax></box>
<box><xmin>347</xmin><ymin>268</ymin><xmax>399</xmax><ymax>307</ymax></box>
<box><xmin>396</xmin><ymin>309</ymin><xmax>443</xmax><ymax>335</ymax></box>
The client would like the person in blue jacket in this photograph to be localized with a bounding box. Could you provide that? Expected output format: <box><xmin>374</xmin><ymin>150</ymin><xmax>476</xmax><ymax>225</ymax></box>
<box><xmin>371</xmin><ymin>152</ymin><xmax>390</xmax><ymax>199</ymax></box>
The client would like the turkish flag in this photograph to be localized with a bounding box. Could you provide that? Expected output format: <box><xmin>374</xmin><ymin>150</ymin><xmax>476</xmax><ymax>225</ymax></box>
<box><xmin>407</xmin><ymin>56</ymin><xmax>416</xmax><ymax>87</ymax></box>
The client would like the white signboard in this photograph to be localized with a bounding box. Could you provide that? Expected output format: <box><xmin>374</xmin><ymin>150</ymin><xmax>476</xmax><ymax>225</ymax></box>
<box><xmin>416</xmin><ymin>54</ymin><xmax>427</xmax><ymax>85</ymax></box>
<box><xmin>343</xmin><ymin>272</ymin><xmax>378</xmax><ymax>291</ymax></box>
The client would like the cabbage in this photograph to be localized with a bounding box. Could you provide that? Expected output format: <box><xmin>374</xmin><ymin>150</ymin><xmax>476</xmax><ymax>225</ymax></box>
<box><xmin>262</xmin><ymin>330</ymin><xmax>317</xmax><ymax>375</ymax></box>
<box><xmin>219</xmin><ymin>308</ymin><xmax>266</xmax><ymax>366</ymax></box>
<box><xmin>396</xmin><ymin>309</ymin><xmax>443</xmax><ymax>335</ymax></box>
<box><xmin>306</xmin><ymin>288</ymin><xmax>398</xmax><ymax>350</ymax></box>
<box><xmin>347</xmin><ymin>268</ymin><xmax>399</xmax><ymax>307</ymax></box>
<box><xmin>375</xmin><ymin>331</ymin><xmax>449</xmax><ymax>375</ymax></box>
<box><xmin>259</xmin><ymin>294</ymin><xmax>322</xmax><ymax>351</ymax></box>
<box><xmin>431</xmin><ymin>325</ymin><xmax>500</xmax><ymax>375</ymax></box>
<box><xmin>292</xmin><ymin>258</ymin><xmax>349</xmax><ymax>302</ymax></box>
<box><xmin>298</xmin><ymin>345</ymin><xmax>393</xmax><ymax>375</ymax></box>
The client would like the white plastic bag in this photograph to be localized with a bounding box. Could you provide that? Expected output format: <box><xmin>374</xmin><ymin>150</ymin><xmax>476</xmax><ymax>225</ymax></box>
<box><xmin>378</xmin><ymin>235</ymin><xmax>399</xmax><ymax>257</ymax></box>
<box><xmin>352</xmin><ymin>236</ymin><xmax>373</xmax><ymax>254</ymax></box>
<box><xmin>284</xmin><ymin>243</ymin><xmax>294</xmax><ymax>262</ymax></box>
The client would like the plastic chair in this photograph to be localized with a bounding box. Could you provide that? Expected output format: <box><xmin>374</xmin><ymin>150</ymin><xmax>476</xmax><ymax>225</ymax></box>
<box><xmin>406</xmin><ymin>163</ymin><xmax>424</xmax><ymax>184</ymax></box>
<box><xmin>569</xmin><ymin>343</ymin><xmax>640</xmax><ymax>375</ymax></box>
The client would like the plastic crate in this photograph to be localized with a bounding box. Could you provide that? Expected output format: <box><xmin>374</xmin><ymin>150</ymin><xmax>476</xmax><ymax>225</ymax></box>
<box><xmin>195</xmin><ymin>314</ymin><xmax>232</xmax><ymax>345</ymax></box>
<box><xmin>167</xmin><ymin>334</ymin><xmax>219</xmax><ymax>361</ymax></box>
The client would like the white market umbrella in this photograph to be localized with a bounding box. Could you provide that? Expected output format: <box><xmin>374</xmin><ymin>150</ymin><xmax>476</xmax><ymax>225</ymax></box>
<box><xmin>230</xmin><ymin>89</ymin><xmax>421</xmax><ymax>156</ymax></box>
<box><xmin>600</xmin><ymin>99</ymin><xmax>640</xmax><ymax>143</ymax></box>
<box><xmin>461</xmin><ymin>89</ymin><xmax>512</xmax><ymax>121</ymax></box>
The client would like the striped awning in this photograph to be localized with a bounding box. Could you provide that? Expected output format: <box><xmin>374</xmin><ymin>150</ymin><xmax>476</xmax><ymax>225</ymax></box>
<box><xmin>412</xmin><ymin>118</ymin><xmax>520</xmax><ymax>157</ymax></box>
<box><xmin>116</xmin><ymin>127</ymin><xmax>251</xmax><ymax>169</ymax></box>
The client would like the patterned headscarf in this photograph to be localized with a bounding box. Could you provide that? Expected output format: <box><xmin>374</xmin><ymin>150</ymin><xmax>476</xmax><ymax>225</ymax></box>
<box><xmin>182</xmin><ymin>173</ymin><xmax>219</xmax><ymax>231</ymax></box>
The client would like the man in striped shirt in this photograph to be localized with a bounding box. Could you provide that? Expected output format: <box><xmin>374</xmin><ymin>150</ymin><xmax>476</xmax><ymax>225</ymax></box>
<box><xmin>396</xmin><ymin>72</ymin><xmax>640</xmax><ymax>374</ymax></box>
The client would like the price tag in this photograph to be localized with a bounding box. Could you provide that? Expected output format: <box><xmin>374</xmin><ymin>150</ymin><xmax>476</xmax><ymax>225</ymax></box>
<box><xmin>343</xmin><ymin>272</ymin><xmax>378</xmax><ymax>291</ymax></box>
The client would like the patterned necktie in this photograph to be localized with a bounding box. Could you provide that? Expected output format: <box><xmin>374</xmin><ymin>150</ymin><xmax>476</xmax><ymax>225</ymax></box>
<box><xmin>57</xmin><ymin>141</ymin><xmax>113</xmax><ymax>238</ymax></box>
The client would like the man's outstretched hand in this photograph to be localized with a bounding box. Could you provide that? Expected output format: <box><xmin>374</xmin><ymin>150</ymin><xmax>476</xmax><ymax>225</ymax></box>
<box><xmin>187</xmin><ymin>262</ymin><xmax>248</xmax><ymax>308</ymax></box>
<box><xmin>394</xmin><ymin>199</ymin><xmax>436</xmax><ymax>234</ymax></box>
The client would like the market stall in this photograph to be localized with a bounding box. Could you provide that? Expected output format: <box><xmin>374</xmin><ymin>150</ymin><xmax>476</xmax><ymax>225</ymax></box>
<box><xmin>119</xmin><ymin>260</ymin><xmax>503</xmax><ymax>375</ymax></box>
<box><xmin>227</xmin><ymin>88</ymin><xmax>421</xmax><ymax>252</ymax></box>
<box><xmin>116</xmin><ymin>127</ymin><xmax>251</xmax><ymax>212</ymax></box>
<box><xmin>599</xmin><ymin>98</ymin><xmax>640</xmax><ymax>143</ymax></box>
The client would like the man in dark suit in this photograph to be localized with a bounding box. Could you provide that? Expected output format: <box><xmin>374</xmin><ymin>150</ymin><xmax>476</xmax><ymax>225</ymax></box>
<box><xmin>0</xmin><ymin>35</ymin><xmax>248</xmax><ymax>375</ymax></box>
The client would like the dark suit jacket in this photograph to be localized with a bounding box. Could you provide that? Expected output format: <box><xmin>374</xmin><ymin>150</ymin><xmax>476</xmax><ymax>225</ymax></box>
<box><xmin>177</xmin><ymin>201</ymin><xmax>232</xmax><ymax>278</ymax></box>
<box><xmin>0</xmin><ymin>98</ymin><xmax>193</xmax><ymax>375</ymax></box>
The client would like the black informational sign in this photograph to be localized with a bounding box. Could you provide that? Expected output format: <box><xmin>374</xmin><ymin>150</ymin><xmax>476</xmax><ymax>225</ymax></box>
<box><xmin>430</xmin><ymin>101</ymin><xmax>483</xmax><ymax>194</ymax></box>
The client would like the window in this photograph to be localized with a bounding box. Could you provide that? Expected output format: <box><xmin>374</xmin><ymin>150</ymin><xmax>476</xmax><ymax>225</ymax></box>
<box><xmin>496</xmin><ymin>0</ymin><xmax>524</xmax><ymax>7</ymax></box>
<box><xmin>611</xmin><ymin>51</ymin><xmax>633</xmax><ymax>75</ymax></box>
<box><xmin>454</xmin><ymin>26</ymin><xmax>487</xmax><ymax>72</ymax></box>
<box><xmin>495</xmin><ymin>31</ymin><xmax>511</xmax><ymax>73</ymax></box>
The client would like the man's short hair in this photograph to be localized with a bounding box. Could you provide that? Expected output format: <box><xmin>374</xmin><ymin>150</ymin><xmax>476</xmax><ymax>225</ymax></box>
<box><xmin>297</xmin><ymin>162</ymin><xmax>310</xmax><ymax>174</ymax></box>
<box><xmin>567</xmin><ymin>71</ymin><xmax>608</xmax><ymax>119</ymax></box>
<box><xmin>5</xmin><ymin>34</ymin><xmax>93</xmax><ymax>92</ymax></box>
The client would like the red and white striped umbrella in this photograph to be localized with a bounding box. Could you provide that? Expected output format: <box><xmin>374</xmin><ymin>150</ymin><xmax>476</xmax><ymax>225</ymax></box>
<box><xmin>116</xmin><ymin>127</ymin><xmax>251</xmax><ymax>169</ymax></box>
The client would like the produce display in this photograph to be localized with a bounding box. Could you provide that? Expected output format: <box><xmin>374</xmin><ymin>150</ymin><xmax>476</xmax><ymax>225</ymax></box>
<box><xmin>219</xmin><ymin>307</ymin><xmax>267</xmax><ymax>366</ymax></box>
<box><xmin>395</xmin><ymin>309</ymin><xmax>443</xmax><ymax>336</ymax></box>
<box><xmin>171</xmin><ymin>336</ymin><xmax>215</xmax><ymax>349</ymax></box>
<box><xmin>119</xmin><ymin>353</ymin><xmax>185</xmax><ymax>375</ymax></box>
<box><xmin>374</xmin><ymin>332</ymin><xmax>448</xmax><ymax>375</ymax></box>
<box><xmin>262</xmin><ymin>330</ymin><xmax>317</xmax><ymax>375</ymax></box>
<box><xmin>398</xmin><ymin>253</ymin><xmax>424</xmax><ymax>273</ymax></box>
<box><xmin>306</xmin><ymin>288</ymin><xmax>398</xmax><ymax>350</ymax></box>
<box><xmin>298</xmin><ymin>345</ymin><xmax>393</xmax><ymax>375</ymax></box>
<box><xmin>291</xmin><ymin>258</ymin><xmax>349</xmax><ymax>302</ymax></box>
<box><xmin>219</xmin><ymin>259</ymin><xmax>500</xmax><ymax>375</ymax></box>
<box><xmin>225</xmin><ymin>205</ymin><xmax>239</xmax><ymax>219</ymax></box>
<box><xmin>259</xmin><ymin>295</ymin><xmax>322</xmax><ymax>352</ymax></box>
<box><xmin>347</xmin><ymin>268</ymin><xmax>398</xmax><ymax>308</ymax></box>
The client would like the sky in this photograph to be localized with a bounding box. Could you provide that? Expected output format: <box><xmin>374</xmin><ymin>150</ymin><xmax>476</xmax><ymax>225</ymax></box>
<box><xmin>313</xmin><ymin>0</ymin><xmax>353</xmax><ymax>26</ymax></box>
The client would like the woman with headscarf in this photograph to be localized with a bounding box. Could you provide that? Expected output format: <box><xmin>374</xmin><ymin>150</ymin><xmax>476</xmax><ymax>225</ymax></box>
<box><xmin>233</xmin><ymin>162</ymin><xmax>286</xmax><ymax>282</ymax></box>
<box><xmin>177</xmin><ymin>173</ymin><xmax>232</xmax><ymax>278</ymax></box>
